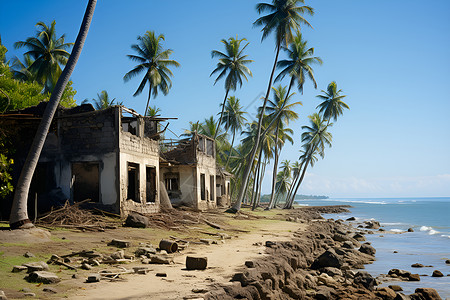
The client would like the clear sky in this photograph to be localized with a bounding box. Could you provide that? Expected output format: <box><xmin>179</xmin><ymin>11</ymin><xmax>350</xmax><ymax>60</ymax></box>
<box><xmin>1</xmin><ymin>0</ymin><xmax>449</xmax><ymax>198</ymax></box>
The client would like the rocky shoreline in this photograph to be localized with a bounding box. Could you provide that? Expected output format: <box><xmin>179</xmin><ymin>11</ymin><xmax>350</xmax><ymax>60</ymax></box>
<box><xmin>204</xmin><ymin>206</ymin><xmax>443</xmax><ymax>300</ymax></box>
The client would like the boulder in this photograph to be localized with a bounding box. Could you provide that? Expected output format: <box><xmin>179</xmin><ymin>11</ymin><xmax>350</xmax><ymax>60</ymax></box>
<box><xmin>411</xmin><ymin>263</ymin><xmax>424</xmax><ymax>268</ymax></box>
<box><xmin>311</xmin><ymin>249</ymin><xmax>343</xmax><ymax>269</ymax></box>
<box><xmin>359</xmin><ymin>243</ymin><xmax>376</xmax><ymax>256</ymax></box>
<box><xmin>376</xmin><ymin>287</ymin><xmax>397</xmax><ymax>300</ymax></box>
<box><xmin>321</xmin><ymin>267</ymin><xmax>342</xmax><ymax>277</ymax></box>
<box><xmin>407</xmin><ymin>228</ymin><xmax>414</xmax><ymax>232</ymax></box>
<box><xmin>353</xmin><ymin>233</ymin><xmax>366</xmax><ymax>241</ymax></box>
<box><xmin>354</xmin><ymin>271</ymin><xmax>377</xmax><ymax>290</ymax></box>
<box><xmin>23</xmin><ymin>251</ymin><xmax>35</xmax><ymax>258</ymax></box>
<box><xmin>23</xmin><ymin>262</ymin><xmax>49</xmax><ymax>273</ymax></box>
<box><xmin>25</xmin><ymin>271</ymin><xmax>61</xmax><ymax>284</ymax></box>
<box><xmin>342</xmin><ymin>241</ymin><xmax>354</xmax><ymax>249</ymax></box>
<box><xmin>408</xmin><ymin>273</ymin><xmax>420</xmax><ymax>281</ymax></box>
<box><xmin>394</xmin><ymin>293</ymin><xmax>411</xmax><ymax>300</ymax></box>
<box><xmin>12</xmin><ymin>266</ymin><xmax>28</xmax><ymax>273</ymax></box>
<box><xmin>245</xmin><ymin>261</ymin><xmax>256</xmax><ymax>268</ymax></box>
<box><xmin>432</xmin><ymin>270</ymin><xmax>443</xmax><ymax>277</ymax></box>
<box><xmin>445</xmin><ymin>259</ymin><xmax>450</xmax><ymax>264</ymax></box>
<box><xmin>364</xmin><ymin>220</ymin><xmax>380</xmax><ymax>229</ymax></box>
<box><xmin>186</xmin><ymin>256</ymin><xmax>208</xmax><ymax>270</ymax></box>
<box><xmin>389</xmin><ymin>285</ymin><xmax>403</xmax><ymax>291</ymax></box>
<box><xmin>125</xmin><ymin>212</ymin><xmax>149</xmax><ymax>228</ymax></box>
<box><xmin>413</xmin><ymin>288</ymin><xmax>442</xmax><ymax>300</ymax></box>
<box><xmin>346</xmin><ymin>217</ymin><xmax>356</xmax><ymax>221</ymax></box>
<box><xmin>0</xmin><ymin>291</ymin><xmax>6</xmax><ymax>300</ymax></box>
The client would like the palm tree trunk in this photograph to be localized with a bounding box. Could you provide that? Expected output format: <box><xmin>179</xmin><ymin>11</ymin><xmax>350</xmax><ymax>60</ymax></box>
<box><xmin>267</xmin><ymin>123</ymin><xmax>280</xmax><ymax>210</ymax></box>
<box><xmin>144</xmin><ymin>90</ymin><xmax>152</xmax><ymax>116</ymax></box>
<box><xmin>253</xmin><ymin>157</ymin><xmax>267</xmax><ymax>210</ymax></box>
<box><xmin>284</xmin><ymin>164</ymin><xmax>301</xmax><ymax>208</ymax></box>
<box><xmin>225</xmin><ymin>131</ymin><xmax>235</xmax><ymax>169</ymax></box>
<box><xmin>250</xmin><ymin>145</ymin><xmax>264</xmax><ymax>206</ymax></box>
<box><xmin>214</xmin><ymin>89</ymin><xmax>229</xmax><ymax>140</ymax></box>
<box><xmin>231</xmin><ymin>41</ymin><xmax>282</xmax><ymax>212</ymax></box>
<box><xmin>9</xmin><ymin>0</ymin><xmax>97</xmax><ymax>228</ymax></box>
<box><xmin>285</xmin><ymin>157</ymin><xmax>311</xmax><ymax>209</ymax></box>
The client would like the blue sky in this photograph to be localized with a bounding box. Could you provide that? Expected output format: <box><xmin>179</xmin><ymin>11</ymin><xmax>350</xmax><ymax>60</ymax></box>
<box><xmin>1</xmin><ymin>0</ymin><xmax>449</xmax><ymax>198</ymax></box>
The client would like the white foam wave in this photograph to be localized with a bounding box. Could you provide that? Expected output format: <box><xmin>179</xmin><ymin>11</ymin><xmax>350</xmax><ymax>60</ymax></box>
<box><xmin>428</xmin><ymin>229</ymin><xmax>439</xmax><ymax>235</ymax></box>
<box><xmin>391</xmin><ymin>229</ymin><xmax>404</xmax><ymax>232</ymax></box>
<box><xmin>441</xmin><ymin>235</ymin><xmax>450</xmax><ymax>239</ymax></box>
<box><xmin>420</xmin><ymin>226</ymin><xmax>433</xmax><ymax>232</ymax></box>
<box><xmin>382</xmin><ymin>222</ymin><xmax>404</xmax><ymax>226</ymax></box>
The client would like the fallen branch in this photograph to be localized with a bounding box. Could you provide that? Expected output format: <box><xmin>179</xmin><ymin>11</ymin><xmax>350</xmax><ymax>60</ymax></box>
<box><xmin>202</xmin><ymin>219</ymin><xmax>221</xmax><ymax>229</ymax></box>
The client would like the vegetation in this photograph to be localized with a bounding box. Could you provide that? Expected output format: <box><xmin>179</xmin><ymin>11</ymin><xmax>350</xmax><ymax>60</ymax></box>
<box><xmin>84</xmin><ymin>90</ymin><xmax>121</xmax><ymax>110</ymax></box>
<box><xmin>124</xmin><ymin>31</ymin><xmax>180</xmax><ymax>116</ymax></box>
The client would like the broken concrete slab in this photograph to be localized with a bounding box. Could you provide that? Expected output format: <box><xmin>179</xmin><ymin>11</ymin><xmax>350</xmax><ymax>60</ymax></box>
<box><xmin>186</xmin><ymin>256</ymin><xmax>208</xmax><ymax>270</ymax></box>
<box><xmin>86</xmin><ymin>274</ymin><xmax>101</xmax><ymax>283</ymax></box>
<box><xmin>108</xmin><ymin>239</ymin><xmax>131</xmax><ymax>248</ymax></box>
<box><xmin>25</xmin><ymin>271</ymin><xmax>61</xmax><ymax>284</ymax></box>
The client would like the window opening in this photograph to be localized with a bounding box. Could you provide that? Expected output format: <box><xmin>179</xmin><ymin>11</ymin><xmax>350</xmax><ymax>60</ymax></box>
<box><xmin>72</xmin><ymin>162</ymin><xmax>99</xmax><ymax>203</ymax></box>
<box><xmin>127</xmin><ymin>162</ymin><xmax>140</xmax><ymax>202</ymax></box>
<box><xmin>146</xmin><ymin>166</ymin><xmax>156</xmax><ymax>203</ymax></box>
<box><xmin>200</xmin><ymin>173</ymin><xmax>206</xmax><ymax>200</ymax></box>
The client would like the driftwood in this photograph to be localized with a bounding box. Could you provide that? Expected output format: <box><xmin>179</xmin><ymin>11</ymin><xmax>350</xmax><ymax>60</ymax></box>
<box><xmin>52</xmin><ymin>260</ymin><xmax>77</xmax><ymax>270</ymax></box>
<box><xmin>61</xmin><ymin>250</ymin><xmax>95</xmax><ymax>258</ymax></box>
<box><xmin>202</xmin><ymin>219</ymin><xmax>221</xmax><ymax>229</ymax></box>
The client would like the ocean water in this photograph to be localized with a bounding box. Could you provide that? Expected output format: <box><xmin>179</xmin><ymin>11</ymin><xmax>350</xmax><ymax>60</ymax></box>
<box><xmin>295</xmin><ymin>197</ymin><xmax>450</xmax><ymax>298</ymax></box>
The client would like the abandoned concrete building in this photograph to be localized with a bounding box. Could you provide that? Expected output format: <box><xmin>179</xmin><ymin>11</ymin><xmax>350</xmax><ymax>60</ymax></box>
<box><xmin>160</xmin><ymin>133</ymin><xmax>231</xmax><ymax>210</ymax></box>
<box><xmin>0</xmin><ymin>102</ymin><xmax>231</xmax><ymax>219</ymax></box>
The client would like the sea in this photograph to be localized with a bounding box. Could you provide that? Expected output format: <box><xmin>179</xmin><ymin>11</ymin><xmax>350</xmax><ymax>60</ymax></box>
<box><xmin>294</xmin><ymin>197</ymin><xmax>450</xmax><ymax>299</ymax></box>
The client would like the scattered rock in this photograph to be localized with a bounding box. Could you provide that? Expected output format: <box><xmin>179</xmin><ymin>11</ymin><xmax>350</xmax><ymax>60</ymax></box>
<box><xmin>265</xmin><ymin>241</ymin><xmax>277</xmax><ymax>248</ymax></box>
<box><xmin>389</xmin><ymin>285</ymin><xmax>403</xmax><ymax>291</ymax></box>
<box><xmin>407</xmin><ymin>228</ymin><xmax>414</xmax><ymax>232</ymax></box>
<box><xmin>111</xmin><ymin>250</ymin><xmax>125</xmax><ymax>260</ymax></box>
<box><xmin>245</xmin><ymin>261</ymin><xmax>255</xmax><ymax>268</ymax></box>
<box><xmin>311</xmin><ymin>249</ymin><xmax>343</xmax><ymax>269</ymax></box>
<box><xmin>133</xmin><ymin>267</ymin><xmax>150</xmax><ymax>274</ymax></box>
<box><xmin>359</xmin><ymin>243</ymin><xmax>376</xmax><ymax>256</ymax></box>
<box><xmin>20</xmin><ymin>288</ymin><xmax>32</xmax><ymax>293</ymax></box>
<box><xmin>125</xmin><ymin>212</ymin><xmax>149</xmax><ymax>228</ymax></box>
<box><xmin>25</xmin><ymin>271</ymin><xmax>61</xmax><ymax>284</ymax></box>
<box><xmin>346</xmin><ymin>217</ymin><xmax>356</xmax><ymax>221</ymax></box>
<box><xmin>413</xmin><ymin>288</ymin><xmax>442</xmax><ymax>300</ymax></box>
<box><xmin>156</xmin><ymin>273</ymin><xmax>167</xmax><ymax>277</ymax></box>
<box><xmin>23</xmin><ymin>262</ymin><xmax>49</xmax><ymax>273</ymax></box>
<box><xmin>432</xmin><ymin>270</ymin><xmax>444</xmax><ymax>277</ymax></box>
<box><xmin>23</xmin><ymin>251</ymin><xmax>35</xmax><ymax>258</ymax></box>
<box><xmin>149</xmin><ymin>254</ymin><xmax>172</xmax><ymax>264</ymax></box>
<box><xmin>353</xmin><ymin>233</ymin><xmax>366</xmax><ymax>241</ymax></box>
<box><xmin>23</xmin><ymin>292</ymin><xmax>36</xmax><ymax>297</ymax></box>
<box><xmin>375</xmin><ymin>287</ymin><xmax>396</xmax><ymax>299</ymax></box>
<box><xmin>411</xmin><ymin>263</ymin><xmax>424</xmax><ymax>268</ymax></box>
<box><xmin>354</xmin><ymin>271</ymin><xmax>377</xmax><ymax>290</ymax></box>
<box><xmin>86</xmin><ymin>274</ymin><xmax>100</xmax><ymax>283</ymax></box>
<box><xmin>364</xmin><ymin>220</ymin><xmax>380</xmax><ymax>229</ymax></box>
<box><xmin>199</xmin><ymin>239</ymin><xmax>214</xmax><ymax>245</ymax></box>
<box><xmin>12</xmin><ymin>265</ymin><xmax>28</xmax><ymax>273</ymax></box>
<box><xmin>186</xmin><ymin>256</ymin><xmax>208</xmax><ymax>270</ymax></box>
<box><xmin>108</xmin><ymin>239</ymin><xmax>131</xmax><ymax>248</ymax></box>
<box><xmin>43</xmin><ymin>287</ymin><xmax>57</xmax><ymax>293</ymax></box>
<box><xmin>445</xmin><ymin>259</ymin><xmax>450</xmax><ymax>265</ymax></box>
<box><xmin>81</xmin><ymin>263</ymin><xmax>93</xmax><ymax>270</ymax></box>
<box><xmin>72</xmin><ymin>274</ymin><xmax>79</xmax><ymax>279</ymax></box>
<box><xmin>135</xmin><ymin>247</ymin><xmax>157</xmax><ymax>256</ymax></box>
<box><xmin>409</xmin><ymin>273</ymin><xmax>420</xmax><ymax>281</ymax></box>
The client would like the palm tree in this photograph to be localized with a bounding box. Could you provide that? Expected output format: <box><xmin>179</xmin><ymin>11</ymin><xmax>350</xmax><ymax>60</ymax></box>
<box><xmin>316</xmin><ymin>81</ymin><xmax>349</xmax><ymax>125</ymax></box>
<box><xmin>232</xmin><ymin>0</ymin><xmax>313</xmax><ymax>212</ymax></box>
<box><xmin>10</xmin><ymin>54</ymin><xmax>36</xmax><ymax>82</ymax></box>
<box><xmin>124</xmin><ymin>31</ymin><xmax>180</xmax><ymax>116</ymax></box>
<box><xmin>211</xmin><ymin>36</ymin><xmax>252</xmax><ymax>139</ymax></box>
<box><xmin>14</xmin><ymin>20</ymin><xmax>74</xmax><ymax>92</ymax></box>
<box><xmin>91</xmin><ymin>90</ymin><xmax>118</xmax><ymax>110</ymax></box>
<box><xmin>265</xmin><ymin>85</ymin><xmax>300</xmax><ymax>209</ymax></box>
<box><xmin>274</xmin><ymin>159</ymin><xmax>292</xmax><ymax>205</ymax></box>
<box><xmin>146</xmin><ymin>105</ymin><xmax>161</xmax><ymax>117</ymax></box>
<box><xmin>275</xmin><ymin>32</ymin><xmax>322</xmax><ymax>97</ymax></box>
<box><xmin>221</xmin><ymin>96</ymin><xmax>247</xmax><ymax>168</ymax></box>
<box><xmin>285</xmin><ymin>113</ymin><xmax>332</xmax><ymax>209</ymax></box>
<box><xmin>182</xmin><ymin>121</ymin><xmax>201</xmax><ymax>137</ymax></box>
<box><xmin>9</xmin><ymin>0</ymin><xmax>97</xmax><ymax>229</ymax></box>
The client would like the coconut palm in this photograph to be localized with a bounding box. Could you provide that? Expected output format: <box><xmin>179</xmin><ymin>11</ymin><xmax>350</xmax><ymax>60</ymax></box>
<box><xmin>220</xmin><ymin>96</ymin><xmax>247</xmax><ymax>168</ymax></box>
<box><xmin>181</xmin><ymin>121</ymin><xmax>201</xmax><ymax>137</ymax></box>
<box><xmin>275</xmin><ymin>32</ymin><xmax>322</xmax><ymax>96</ymax></box>
<box><xmin>285</xmin><ymin>113</ymin><xmax>332</xmax><ymax>209</ymax></box>
<box><xmin>146</xmin><ymin>105</ymin><xmax>161</xmax><ymax>117</ymax></box>
<box><xmin>10</xmin><ymin>54</ymin><xmax>36</xmax><ymax>82</ymax></box>
<box><xmin>211</xmin><ymin>36</ymin><xmax>252</xmax><ymax>139</ymax></box>
<box><xmin>9</xmin><ymin>0</ymin><xmax>97</xmax><ymax>229</ymax></box>
<box><xmin>274</xmin><ymin>159</ymin><xmax>292</xmax><ymax>205</ymax></box>
<box><xmin>316</xmin><ymin>81</ymin><xmax>349</xmax><ymax>124</ymax></box>
<box><xmin>232</xmin><ymin>0</ymin><xmax>313</xmax><ymax>212</ymax></box>
<box><xmin>124</xmin><ymin>31</ymin><xmax>180</xmax><ymax>116</ymax></box>
<box><xmin>91</xmin><ymin>90</ymin><xmax>119</xmax><ymax>110</ymax></box>
<box><xmin>264</xmin><ymin>85</ymin><xmax>300</xmax><ymax>209</ymax></box>
<box><xmin>14</xmin><ymin>20</ymin><xmax>73</xmax><ymax>92</ymax></box>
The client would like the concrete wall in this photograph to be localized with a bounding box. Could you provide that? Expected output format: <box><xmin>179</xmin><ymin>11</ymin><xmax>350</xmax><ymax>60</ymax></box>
<box><xmin>160</xmin><ymin>165</ymin><xmax>196</xmax><ymax>207</ymax></box>
<box><xmin>195</xmin><ymin>153</ymin><xmax>217</xmax><ymax>211</ymax></box>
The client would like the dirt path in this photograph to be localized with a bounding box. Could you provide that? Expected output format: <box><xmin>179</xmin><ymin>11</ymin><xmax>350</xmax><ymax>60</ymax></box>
<box><xmin>70</xmin><ymin>221</ymin><xmax>305</xmax><ymax>300</ymax></box>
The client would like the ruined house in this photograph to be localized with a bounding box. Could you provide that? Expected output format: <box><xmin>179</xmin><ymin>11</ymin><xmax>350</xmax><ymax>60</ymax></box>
<box><xmin>160</xmin><ymin>133</ymin><xmax>231</xmax><ymax>210</ymax></box>
<box><xmin>0</xmin><ymin>102</ymin><xmax>169</xmax><ymax>218</ymax></box>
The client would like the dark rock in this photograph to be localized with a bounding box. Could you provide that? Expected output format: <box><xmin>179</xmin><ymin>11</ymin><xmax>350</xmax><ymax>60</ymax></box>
<box><xmin>245</xmin><ymin>261</ymin><xmax>255</xmax><ymax>268</ymax></box>
<box><xmin>388</xmin><ymin>269</ymin><xmax>411</xmax><ymax>278</ymax></box>
<box><xmin>265</xmin><ymin>241</ymin><xmax>277</xmax><ymax>248</ymax></box>
<box><xmin>108</xmin><ymin>239</ymin><xmax>131</xmax><ymax>248</ymax></box>
<box><xmin>407</xmin><ymin>228</ymin><xmax>414</xmax><ymax>232</ymax></box>
<box><xmin>12</xmin><ymin>266</ymin><xmax>28</xmax><ymax>273</ymax></box>
<box><xmin>155</xmin><ymin>273</ymin><xmax>167</xmax><ymax>277</ymax></box>
<box><xmin>125</xmin><ymin>212</ymin><xmax>149</xmax><ymax>228</ymax></box>
<box><xmin>411</xmin><ymin>263</ymin><xmax>424</xmax><ymax>268</ymax></box>
<box><xmin>408</xmin><ymin>273</ymin><xmax>420</xmax><ymax>281</ymax></box>
<box><xmin>43</xmin><ymin>287</ymin><xmax>57</xmax><ymax>293</ymax></box>
<box><xmin>389</xmin><ymin>285</ymin><xmax>403</xmax><ymax>291</ymax></box>
<box><xmin>315</xmin><ymin>287</ymin><xmax>332</xmax><ymax>300</ymax></box>
<box><xmin>394</xmin><ymin>293</ymin><xmax>411</xmax><ymax>300</ymax></box>
<box><xmin>23</xmin><ymin>251</ymin><xmax>35</xmax><ymax>258</ymax></box>
<box><xmin>379</xmin><ymin>228</ymin><xmax>386</xmax><ymax>232</ymax></box>
<box><xmin>135</xmin><ymin>247</ymin><xmax>156</xmax><ymax>256</ymax></box>
<box><xmin>86</xmin><ymin>274</ymin><xmax>100</xmax><ymax>283</ymax></box>
<box><xmin>354</xmin><ymin>271</ymin><xmax>377</xmax><ymax>290</ymax></box>
<box><xmin>186</xmin><ymin>256</ymin><xmax>207</xmax><ymax>270</ymax></box>
<box><xmin>353</xmin><ymin>233</ymin><xmax>366</xmax><ymax>241</ymax></box>
<box><xmin>311</xmin><ymin>249</ymin><xmax>343</xmax><ymax>269</ymax></box>
<box><xmin>364</xmin><ymin>220</ymin><xmax>381</xmax><ymax>229</ymax></box>
<box><xmin>342</xmin><ymin>241</ymin><xmax>354</xmax><ymax>249</ymax></box>
<box><xmin>346</xmin><ymin>217</ymin><xmax>356</xmax><ymax>221</ymax></box>
<box><xmin>414</xmin><ymin>288</ymin><xmax>442</xmax><ymax>300</ymax></box>
<box><xmin>359</xmin><ymin>243</ymin><xmax>376</xmax><ymax>256</ymax></box>
<box><xmin>445</xmin><ymin>259</ymin><xmax>450</xmax><ymax>264</ymax></box>
<box><xmin>394</xmin><ymin>251</ymin><xmax>398</xmax><ymax>253</ymax></box>
<box><xmin>25</xmin><ymin>271</ymin><xmax>61</xmax><ymax>284</ymax></box>
<box><xmin>432</xmin><ymin>270</ymin><xmax>443</xmax><ymax>277</ymax></box>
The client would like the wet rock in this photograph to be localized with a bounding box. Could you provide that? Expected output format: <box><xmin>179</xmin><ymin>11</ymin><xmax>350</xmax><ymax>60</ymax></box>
<box><xmin>364</xmin><ymin>220</ymin><xmax>380</xmax><ymax>229</ymax></box>
<box><xmin>411</xmin><ymin>263</ymin><xmax>424</xmax><ymax>268</ymax></box>
<box><xmin>432</xmin><ymin>270</ymin><xmax>444</xmax><ymax>277</ymax></box>
<box><xmin>359</xmin><ymin>243</ymin><xmax>376</xmax><ymax>256</ymax></box>
<box><xmin>408</xmin><ymin>273</ymin><xmax>420</xmax><ymax>281</ymax></box>
<box><xmin>407</xmin><ymin>228</ymin><xmax>414</xmax><ymax>232</ymax></box>
<box><xmin>108</xmin><ymin>239</ymin><xmax>131</xmax><ymax>248</ymax></box>
<box><xmin>346</xmin><ymin>217</ymin><xmax>356</xmax><ymax>221</ymax></box>
<box><xmin>125</xmin><ymin>212</ymin><xmax>149</xmax><ymax>228</ymax></box>
<box><xmin>376</xmin><ymin>287</ymin><xmax>397</xmax><ymax>300</ymax></box>
<box><xmin>186</xmin><ymin>256</ymin><xmax>207</xmax><ymax>270</ymax></box>
<box><xmin>311</xmin><ymin>249</ymin><xmax>343</xmax><ymax>269</ymax></box>
<box><xmin>26</xmin><ymin>271</ymin><xmax>61</xmax><ymax>284</ymax></box>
